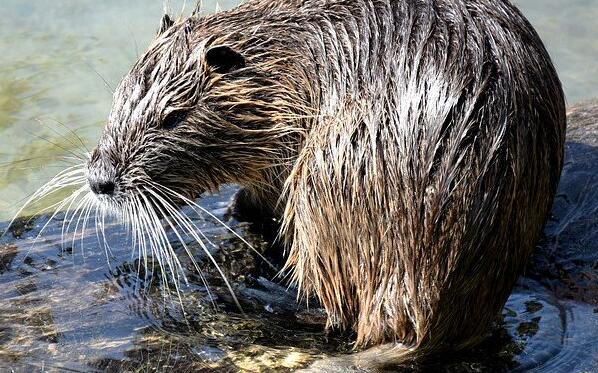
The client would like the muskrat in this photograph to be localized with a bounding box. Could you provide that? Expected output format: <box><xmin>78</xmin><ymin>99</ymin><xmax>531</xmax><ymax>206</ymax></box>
<box><xmin>83</xmin><ymin>0</ymin><xmax>566</xmax><ymax>369</ymax></box>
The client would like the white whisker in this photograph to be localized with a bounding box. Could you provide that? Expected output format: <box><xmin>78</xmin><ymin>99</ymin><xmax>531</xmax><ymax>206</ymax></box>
<box><xmin>79</xmin><ymin>194</ymin><xmax>97</xmax><ymax>257</ymax></box>
<box><xmin>62</xmin><ymin>187</ymin><xmax>89</xmax><ymax>251</ymax></box>
<box><xmin>151</xmin><ymin>181</ymin><xmax>277</xmax><ymax>271</ymax></box>
<box><xmin>28</xmin><ymin>185</ymin><xmax>88</xmax><ymax>252</ymax></box>
<box><xmin>68</xmin><ymin>193</ymin><xmax>94</xmax><ymax>253</ymax></box>
<box><xmin>136</xmin><ymin>194</ymin><xmax>172</xmax><ymax>297</ymax></box>
<box><xmin>143</xmin><ymin>186</ymin><xmax>245</xmax><ymax>314</ymax></box>
<box><xmin>2</xmin><ymin>164</ymin><xmax>86</xmax><ymax>238</ymax></box>
<box><xmin>144</xmin><ymin>187</ymin><xmax>217</xmax><ymax>309</ymax></box>
<box><xmin>138</xmin><ymin>189</ymin><xmax>188</xmax><ymax>308</ymax></box>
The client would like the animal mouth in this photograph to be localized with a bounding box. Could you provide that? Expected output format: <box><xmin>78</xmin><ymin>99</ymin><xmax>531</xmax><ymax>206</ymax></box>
<box><xmin>85</xmin><ymin>168</ymin><xmax>209</xmax><ymax>223</ymax></box>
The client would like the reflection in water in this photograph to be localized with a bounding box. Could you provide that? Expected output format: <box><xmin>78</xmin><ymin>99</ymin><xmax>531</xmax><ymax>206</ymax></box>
<box><xmin>0</xmin><ymin>1</ymin><xmax>597</xmax><ymax>372</ymax></box>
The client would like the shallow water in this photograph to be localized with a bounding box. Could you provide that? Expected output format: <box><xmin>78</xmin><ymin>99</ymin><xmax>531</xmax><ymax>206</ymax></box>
<box><xmin>0</xmin><ymin>1</ymin><xmax>597</xmax><ymax>372</ymax></box>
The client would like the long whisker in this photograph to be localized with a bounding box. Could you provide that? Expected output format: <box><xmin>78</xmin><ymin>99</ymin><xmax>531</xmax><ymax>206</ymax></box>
<box><xmin>121</xmin><ymin>198</ymin><xmax>143</xmax><ymax>291</ymax></box>
<box><xmin>132</xmin><ymin>194</ymin><xmax>151</xmax><ymax>288</ymax></box>
<box><xmin>143</xmin><ymin>186</ymin><xmax>245</xmax><ymax>314</ymax></box>
<box><xmin>27</xmin><ymin>185</ymin><xmax>87</xmax><ymax>254</ymax></box>
<box><xmin>133</xmin><ymin>194</ymin><xmax>160</xmax><ymax>291</ymax></box>
<box><xmin>144</xmin><ymin>187</ymin><xmax>217</xmax><ymax>309</ymax></box>
<box><xmin>34</xmin><ymin>118</ymin><xmax>88</xmax><ymax>156</ymax></box>
<box><xmin>135</xmin><ymin>194</ymin><xmax>172</xmax><ymax>298</ymax></box>
<box><xmin>37</xmin><ymin>117</ymin><xmax>91</xmax><ymax>155</ymax></box>
<box><xmin>93</xmin><ymin>199</ymin><xmax>111</xmax><ymax>267</ymax></box>
<box><xmin>99</xmin><ymin>206</ymin><xmax>115</xmax><ymax>261</ymax></box>
<box><xmin>139</xmin><ymin>190</ymin><xmax>186</xmax><ymax>283</ymax></box>
<box><xmin>138</xmin><ymin>189</ymin><xmax>188</xmax><ymax>309</ymax></box>
<box><xmin>23</xmin><ymin>129</ymin><xmax>87</xmax><ymax>161</ymax></box>
<box><xmin>82</xmin><ymin>60</ymin><xmax>114</xmax><ymax>94</ymax></box>
<box><xmin>7</xmin><ymin>165</ymin><xmax>85</xmax><ymax>220</ymax></box>
<box><xmin>79</xmin><ymin>195</ymin><xmax>97</xmax><ymax>257</ymax></box>
<box><xmin>25</xmin><ymin>178</ymin><xmax>87</xmax><ymax>224</ymax></box>
<box><xmin>0</xmin><ymin>156</ymin><xmax>78</xmax><ymax>169</ymax></box>
<box><xmin>62</xmin><ymin>187</ymin><xmax>92</xmax><ymax>251</ymax></box>
<box><xmin>68</xmin><ymin>193</ymin><xmax>94</xmax><ymax>254</ymax></box>
<box><xmin>62</xmin><ymin>187</ymin><xmax>84</xmax><ymax>252</ymax></box>
<box><xmin>151</xmin><ymin>181</ymin><xmax>277</xmax><ymax>271</ymax></box>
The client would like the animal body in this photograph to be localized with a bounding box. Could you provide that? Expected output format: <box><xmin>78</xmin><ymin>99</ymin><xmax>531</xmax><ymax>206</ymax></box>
<box><xmin>84</xmin><ymin>0</ymin><xmax>566</xmax><ymax>368</ymax></box>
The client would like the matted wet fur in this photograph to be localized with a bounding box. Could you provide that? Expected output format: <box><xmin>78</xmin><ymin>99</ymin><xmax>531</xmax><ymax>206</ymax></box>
<box><xmin>57</xmin><ymin>0</ymin><xmax>567</xmax><ymax>369</ymax></box>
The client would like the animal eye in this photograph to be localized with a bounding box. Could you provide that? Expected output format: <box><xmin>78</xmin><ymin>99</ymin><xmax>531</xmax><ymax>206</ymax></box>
<box><xmin>161</xmin><ymin>111</ymin><xmax>187</xmax><ymax>130</ymax></box>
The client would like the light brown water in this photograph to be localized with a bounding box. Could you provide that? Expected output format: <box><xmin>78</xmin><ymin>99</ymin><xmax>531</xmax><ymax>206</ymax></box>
<box><xmin>0</xmin><ymin>1</ymin><xmax>597</xmax><ymax>372</ymax></box>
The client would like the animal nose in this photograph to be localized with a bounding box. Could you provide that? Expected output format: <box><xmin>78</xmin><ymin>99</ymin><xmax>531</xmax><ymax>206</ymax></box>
<box><xmin>89</xmin><ymin>177</ymin><xmax>116</xmax><ymax>195</ymax></box>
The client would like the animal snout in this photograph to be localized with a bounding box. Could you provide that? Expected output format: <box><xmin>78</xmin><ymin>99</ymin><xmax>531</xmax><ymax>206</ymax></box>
<box><xmin>88</xmin><ymin>176</ymin><xmax>116</xmax><ymax>196</ymax></box>
<box><xmin>88</xmin><ymin>147</ymin><xmax>118</xmax><ymax>196</ymax></box>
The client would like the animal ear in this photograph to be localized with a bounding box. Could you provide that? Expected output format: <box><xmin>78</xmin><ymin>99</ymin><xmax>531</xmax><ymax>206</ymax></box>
<box><xmin>158</xmin><ymin>14</ymin><xmax>174</xmax><ymax>35</ymax></box>
<box><xmin>205</xmin><ymin>45</ymin><xmax>246</xmax><ymax>74</ymax></box>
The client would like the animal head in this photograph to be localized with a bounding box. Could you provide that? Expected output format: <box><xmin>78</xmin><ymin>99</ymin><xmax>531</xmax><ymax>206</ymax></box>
<box><xmin>87</xmin><ymin>13</ymin><xmax>306</xmax><ymax>211</ymax></box>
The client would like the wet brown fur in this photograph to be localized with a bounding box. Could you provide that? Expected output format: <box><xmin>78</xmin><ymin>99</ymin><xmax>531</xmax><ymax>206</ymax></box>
<box><xmin>88</xmin><ymin>0</ymin><xmax>566</xmax><ymax>368</ymax></box>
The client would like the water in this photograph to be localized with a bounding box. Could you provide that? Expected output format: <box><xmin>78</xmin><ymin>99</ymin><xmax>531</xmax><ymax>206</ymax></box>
<box><xmin>0</xmin><ymin>1</ymin><xmax>597</xmax><ymax>372</ymax></box>
<box><xmin>0</xmin><ymin>0</ymin><xmax>597</xmax><ymax>220</ymax></box>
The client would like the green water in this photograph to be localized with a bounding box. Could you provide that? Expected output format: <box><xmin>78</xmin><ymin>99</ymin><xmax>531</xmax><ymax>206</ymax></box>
<box><xmin>0</xmin><ymin>0</ymin><xmax>597</xmax><ymax>220</ymax></box>
<box><xmin>0</xmin><ymin>0</ymin><xmax>234</xmax><ymax>219</ymax></box>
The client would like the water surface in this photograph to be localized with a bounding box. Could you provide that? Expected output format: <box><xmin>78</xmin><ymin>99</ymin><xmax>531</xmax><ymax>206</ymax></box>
<box><xmin>0</xmin><ymin>0</ymin><xmax>597</xmax><ymax>219</ymax></box>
